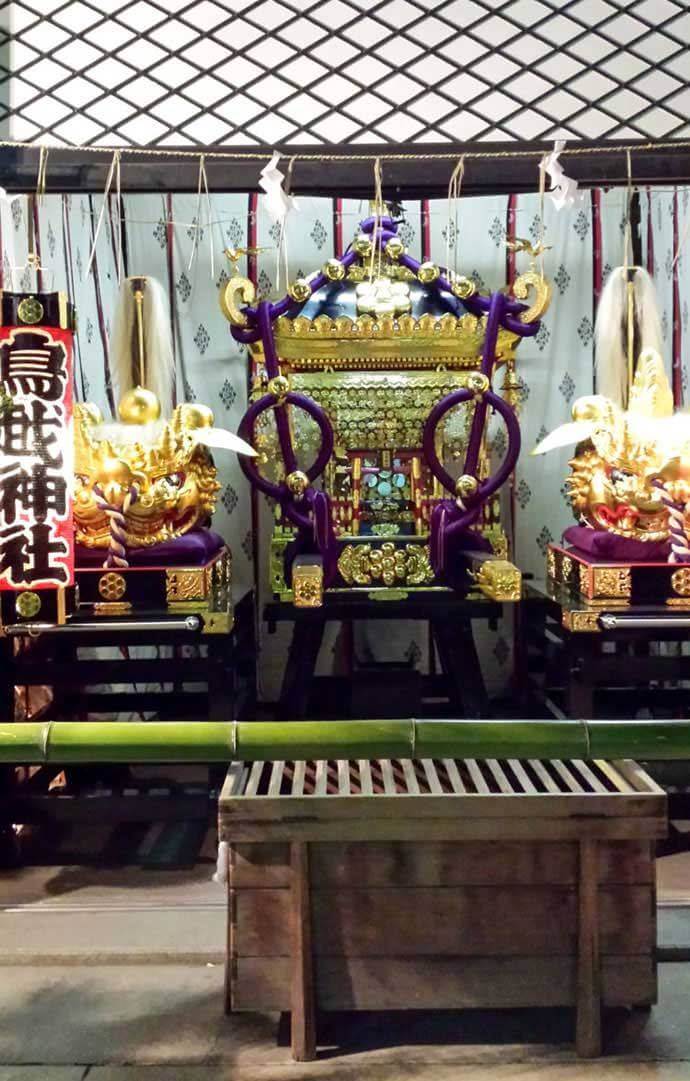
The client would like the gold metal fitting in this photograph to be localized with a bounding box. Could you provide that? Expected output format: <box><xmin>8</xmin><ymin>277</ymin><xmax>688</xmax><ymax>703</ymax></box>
<box><xmin>324</xmin><ymin>258</ymin><xmax>346</xmax><ymax>281</ymax></box>
<box><xmin>466</xmin><ymin>372</ymin><xmax>490</xmax><ymax>396</ymax></box>
<box><xmin>17</xmin><ymin>296</ymin><xmax>44</xmax><ymax>325</ymax></box>
<box><xmin>288</xmin><ymin>279</ymin><xmax>312</xmax><ymax>303</ymax></box>
<box><xmin>451</xmin><ymin>276</ymin><xmax>476</xmax><ymax>300</ymax></box>
<box><xmin>98</xmin><ymin>572</ymin><xmax>127</xmax><ymax>601</ymax></box>
<box><xmin>385</xmin><ymin>237</ymin><xmax>405</xmax><ymax>260</ymax></box>
<box><xmin>16</xmin><ymin>591</ymin><xmax>41</xmax><ymax>618</ymax></box>
<box><xmin>417</xmin><ymin>261</ymin><xmax>440</xmax><ymax>284</ymax></box>
<box><xmin>267</xmin><ymin>374</ymin><xmax>290</xmax><ymax>402</ymax></box>
<box><xmin>353</xmin><ymin>234</ymin><xmax>373</xmax><ymax>257</ymax></box>
<box><xmin>286</xmin><ymin>470</ymin><xmax>309</xmax><ymax>497</ymax></box>
<box><xmin>455</xmin><ymin>474</ymin><xmax>479</xmax><ymax>499</ymax></box>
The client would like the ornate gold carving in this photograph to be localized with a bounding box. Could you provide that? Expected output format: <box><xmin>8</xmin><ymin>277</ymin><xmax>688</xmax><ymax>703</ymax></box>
<box><xmin>267</xmin><ymin>374</ymin><xmax>290</xmax><ymax>402</ymax></box>
<box><xmin>546</xmin><ymin>549</ymin><xmax>556</xmax><ymax>579</ymax></box>
<box><xmin>94</xmin><ymin>601</ymin><xmax>132</xmax><ymax>616</ymax></box>
<box><xmin>561</xmin><ymin>555</ymin><xmax>573</xmax><ymax>582</ymax></box>
<box><xmin>273</xmin><ymin>311</ymin><xmax>520</xmax><ymax>367</ymax></box>
<box><xmin>17</xmin><ymin>296</ymin><xmax>44</xmax><ymax>325</ymax></box>
<box><xmin>338</xmin><ymin>542</ymin><xmax>434</xmax><ymax>587</ymax></box>
<box><xmin>98</xmin><ymin>572</ymin><xmax>127</xmax><ymax>601</ymax></box>
<box><xmin>562</xmin><ymin>609</ymin><xmax>601</xmax><ymax>632</ymax></box>
<box><xmin>473</xmin><ymin>559</ymin><xmax>522</xmax><ymax>602</ymax></box>
<box><xmin>219</xmin><ymin>274</ymin><xmax>256</xmax><ymax>327</ymax></box>
<box><xmin>293</xmin><ymin>561</ymin><xmax>324</xmax><ymax>608</ymax></box>
<box><xmin>671</xmin><ymin>567</ymin><xmax>690</xmax><ymax>596</ymax></box>
<box><xmin>16</xmin><ymin>591</ymin><xmax>41</xmax><ymax>617</ymax></box>
<box><xmin>578</xmin><ymin>563</ymin><xmax>592</xmax><ymax>596</ymax></box>
<box><xmin>591</xmin><ymin>566</ymin><xmax>632</xmax><ymax>599</ymax></box>
<box><xmin>513</xmin><ymin>270</ymin><xmax>552</xmax><ymax>323</ymax></box>
<box><xmin>166</xmin><ymin>568</ymin><xmax>207</xmax><ymax>602</ymax></box>
<box><xmin>74</xmin><ymin>399</ymin><xmax>221</xmax><ymax>550</ymax></box>
<box><xmin>384</xmin><ymin>237</ymin><xmax>405</xmax><ymax>259</ymax></box>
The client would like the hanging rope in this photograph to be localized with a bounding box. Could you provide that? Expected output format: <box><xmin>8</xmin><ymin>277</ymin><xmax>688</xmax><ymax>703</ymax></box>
<box><xmin>445</xmin><ymin>156</ymin><xmax>465</xmax><ymax>282</ymax></box>
<box><xmin>85</xmin><ymin>149</ymin><xmax>120</xmax><ymax>279</ymax></box>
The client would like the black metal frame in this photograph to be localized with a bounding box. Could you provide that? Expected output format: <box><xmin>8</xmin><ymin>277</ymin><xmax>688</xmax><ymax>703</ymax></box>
<box><xmin>2</xmin><ymin>0</ymin><xmax>689</xmax><ymax>148</ymax></box>
<box><xmin>2</xmin><ymin>139</ymin><xmax>690</xmax><ymax>197</ymax></box>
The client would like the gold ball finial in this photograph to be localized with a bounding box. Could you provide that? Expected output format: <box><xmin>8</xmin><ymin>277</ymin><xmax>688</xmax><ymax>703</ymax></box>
<box><xmin>178</xmin><ymin>403</ymin><xmax>215</xmax><ymax>428</ymax></box>
<box><xmin>286</xmin><ymin>470</ymin><xmax>309</xmax><ymax>498</ymax></box>
<box><xmin>417</xmin><ymin>261</ymin><xmax>440</xmax><ymax>284</ymax></box>
<box><xmin>385</xmin><ymin>237</ymin><xmax>405</xmax><ymax>260</ymax></box>
<box><xmin>353</xmin><ymin>234</ymin><xmax>373</xmax><ymax>257</ymax></box>
<box><xmin>455</xmin><ymin>474</ymin><xmax>479</xmax><ymax>500</ymax></box>
<box><xmin>118</xmin><ymin>387</ymin><xmax>161</xmax><ymax>424</ymax></box>
<box><xmin>289</xmin><ymin>279</ymin><xmax>312</xmax><ymax>303</ymax></box>
<box><xmin>451</xmin><ymin>276</ymin><xmax>476</xmax><ymax>300</ymax></box>
<box><xmin>267</xmin><ymin>375</ymin><xmax>290</xmax><ymax>403</ymax></box>
<box><xmin>324</xmin><ymin>258</ymin><xmax>346</xmax><ymax>281</ymax></box>
<box><xmin>466</xmin><ymin>372</ymin><xmax>490</xmax><ymax>396</ymax></box>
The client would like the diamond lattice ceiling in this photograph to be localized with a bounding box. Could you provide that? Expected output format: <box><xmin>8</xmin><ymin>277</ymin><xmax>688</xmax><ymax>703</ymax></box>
<box><xmin>2</xmin><ymin>0</ymin><xmax>690</xmax><ymax>146</ymax></box>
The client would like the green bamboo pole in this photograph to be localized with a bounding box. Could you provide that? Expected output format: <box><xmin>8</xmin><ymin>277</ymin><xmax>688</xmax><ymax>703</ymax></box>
<box><xmin>0</xmin><ymin>718</ymin><xmax>689</xmax><ymax>764</ymax></box>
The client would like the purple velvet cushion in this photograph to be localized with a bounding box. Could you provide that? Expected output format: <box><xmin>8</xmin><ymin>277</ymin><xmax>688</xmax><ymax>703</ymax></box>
<box><xmin>76</xmin><ymin>528</ymin><xmax>226</xmax><ymax>568</ymax></box>
<box><xmin>563</xmin><ymin>525</ymin><xmax>669</xmax><ymax>562</ymax></box>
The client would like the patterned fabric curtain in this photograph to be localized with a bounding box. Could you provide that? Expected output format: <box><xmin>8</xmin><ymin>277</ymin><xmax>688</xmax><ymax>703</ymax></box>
<box><xmin>4</xmin><ymin>187</ymin><xmax>689</xmax><ymax>701</ymax></box>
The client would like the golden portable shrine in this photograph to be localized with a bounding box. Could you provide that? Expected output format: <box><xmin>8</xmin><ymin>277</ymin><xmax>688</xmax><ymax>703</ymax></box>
<box><xmin>220</xmin><ymin>211</ymin><xmax>551</xmax><ymax>607</ymax></box>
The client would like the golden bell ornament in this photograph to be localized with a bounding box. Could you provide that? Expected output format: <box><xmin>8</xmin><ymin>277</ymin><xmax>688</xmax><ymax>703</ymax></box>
<box><xmin>289</xmin><ymin>279</ymin><xmax>312</xmax><ymax>303</ymax></box>
<box><xmin>118</xmin><ymin>386</ymin><xmax>161</xmax><ymax>424</ymax></box>
<box><xmin>417</xmin><ymin>261</ymin><xmax>440</xmax><ymax>284</ymax></box>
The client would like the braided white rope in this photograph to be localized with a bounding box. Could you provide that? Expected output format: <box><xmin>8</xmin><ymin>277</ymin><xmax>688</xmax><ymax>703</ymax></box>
<box><xmin>653</xmin><ymin>479</ymin><xmax>690</xmax><ymax>563</ymax></box>
<box><xmin>94</xmin><ymin>485</ymin><xmax>138</xmax><ymax>569</ymax></box>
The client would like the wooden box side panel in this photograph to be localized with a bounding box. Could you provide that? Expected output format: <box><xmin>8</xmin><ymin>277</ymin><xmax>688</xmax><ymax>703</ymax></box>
<box><xmin>232</xmin><ymin>956</ymin><xmax>656</xmax><ymax>1012</ymax></box>
<box><xmin>228</xmin><ymin>839</ymin><xmax>656</xmax><ymax>1013</ymax></box>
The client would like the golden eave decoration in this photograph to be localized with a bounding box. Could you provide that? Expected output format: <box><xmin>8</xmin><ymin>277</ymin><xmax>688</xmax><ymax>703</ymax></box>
<box><xmin>271</xmin><ymin>311</ymin><xmax>521</xmax><ymax>369</ymax></box>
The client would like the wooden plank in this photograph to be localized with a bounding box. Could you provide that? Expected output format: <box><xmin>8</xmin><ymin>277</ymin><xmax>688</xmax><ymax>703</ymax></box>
<box><xmin>222</xmin><ymin>815</ymin><xmax>667</xmax><ymax>844</ymax></box>
<box><xmin>528</xmin><ymin>759</ymin><xmax>561</xmax><ymax>794</ymax></box>
<box><xmin>613</xmin><ymin>759</ymin><xmax>665</xmax><ymax>795</ymax></box>
<box><xmin>507</xmin><ymin>759</ymin><xmax>536</xmax><ymax>794</ymax></box>
<box><xmin>222</xmin><ymin>761</ymin><xmax>246</xmax><ymax>800</ymax></box>
<box><xmin>570</xmin><ymin>760</ymin><xmax>608</xmax><ymax>794</ymax></box>
<box><xmin>576</xmin><ymin>838</ymin><xmax>602</xmax><ymax>1058</ymax></box>
<box><xmin>337</xmin><ymin>760</ymin><xmax>350</xmax><ymax>796</ymax></box>
<box><xmin>379</xmin><ymin>759</ymin><xmax>396</xmax><ymax>795</ymax></box>
<box><xmin>442</xmin><ymin>759</ymin><xmax>465</xmax><ymax>793</ymax></box>
<box><xmin>232</xmin><ymin>955</ymin><xmax>656</xmax><ymax>1012</ymax></box>
<box><xmin>401</xmin><ymin>759</ymin><xmax>420</xmax><ymax>794</ymax></box>
<box><xmin>230</xmin><ymin>842</ymin><xmax>291</xmax><ymax>888</ymax></box>
<box><xmin>235</xmin><ymin>884</ymin><xmax>654</xmax><ymax>958</ymax></box>
<box><xmin>464</xmin><ymin>758</ymin><xmax>490</xmax><ymax>794</ymax></box>
<box><xmin>485</xmin><ymin>760</ymin><xmax>513</xmax><ymax>794</ymax></box>
<box><xmin>292</xmin><ymin>761</ymin><xmax>306</xmax><ymax>796</ymax></box>
<box><xmin>314</xmin><ymin>760</ymin><xmax>328</xmax><ymax>796</ymax></box>
<box><xmin>551</xmin><ymin>760</ymin><xmax>585</xmax><ymax>794</ymax></box>
<box><xmin>290</xmin><ymin>842</ymin><xmax>316</xmax><ymax>1062</ymax></box>
<box><xmin>268</xmin><ymin>761</ymin><xmax>285</xmax><ymax>797</ymax></box>
<box><xmin>421</xmin><ymin>759</ymin><xmax>444</xmax><ymax>795</ymax></box>
<box><xmin>358</xmin><ymin>759</ymin><xmax>373</xmax><ymax>795</ymax></box>
<box><xmin>594</xmin><ymin>759</ymin><xmax>634</xmax><ymax>794</ymax></box>
<box><xmin>220</xmin><ymin>789</ymin><xmax>664</xmax><ymax>823</ymax></box>
<box><xmin>244</xmin><ymin>761</ymin><xmax>264</xmax><ymax>798</ymax></box>
<box><xmin>300</xmin><ymin>840</ymin><xmax>654</xmax><ymax>889</ymax></box>
<box><xmin>225</xmin><ymin>847</ymin><xmax>236</xmax><ymax>1015</ymax></box>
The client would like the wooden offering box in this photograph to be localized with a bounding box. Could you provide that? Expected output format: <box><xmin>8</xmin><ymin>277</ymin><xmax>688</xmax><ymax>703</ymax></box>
<box><xmin>219</xmin><ymin>756</ymin><xmax>666</xmax><ymax>1061</ymax></box>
